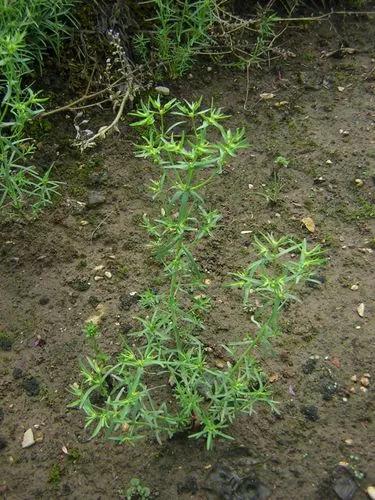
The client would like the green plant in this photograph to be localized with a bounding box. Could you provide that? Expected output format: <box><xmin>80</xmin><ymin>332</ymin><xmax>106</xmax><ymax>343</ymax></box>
<box><xmin>123</xmin><ymin>478</ymin><xmax>151</xmax><ymax>500</ymax></box>
<box><xmin>257</xmin><ymin>155</ymin><xmax>290</xmax><ymax>206</ymax></box>
<box><xmin>48</xmin><ymin>463</ymin><xmax>62</xmax><ymax>485</ymax></box>
<box><xmin>134</xmin><ymin>0</ymin><xmax>215</xmax><ymax>79</ymax></box>
<box><xmin>348</xmin><ymin>198</ymin><xmax>375</xmax><ymax>220</ymax></box>
<box><xmin>0</xmin><ymin>0</ymin><xmax>77</xmax><ymax>213</ymax></box>
<box><xmin>71</xmin><ymin>98</ymin><xmax>324</xmax><ymax>450</ymax></box>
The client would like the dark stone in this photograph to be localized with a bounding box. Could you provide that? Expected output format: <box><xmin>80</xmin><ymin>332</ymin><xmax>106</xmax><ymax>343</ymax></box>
<box><xmin>69</xmin><ymin>278</ymin><xmax>90</xmax><ymax>292</ymax></box>
<box><xmin>39</xmin><ymin>296</ymin><xmax>50</xmax><ymax>306</ymax></box>
<box><xmin>332</xmin><ymin>466</ymin><xmax>358</xmax><ymax>500</ymax></box>
<box><xmin>321</xmin><ymin>379</ymin><xmax>338</xmax><ymax>401</ymax></box>
<box><xmin>302</xmin><ymin>358</ymin><xmax>317</xmax><ymax>374</ymax></box>
<box><xmin>0</xmin><ymin>436</ymin><xmax>7</xmax><ymax>451</ymax></box>
<box><xmin>0</xmin><ymin>335</ymin><xmax>12</xmax><ymax>351</ymax></box>
<box><xmin>302</xmin><ymin>405</ymin><xmax>319</xmax><ymax>422</ymax></box>
<box><xmin>12</xmin><ymin>367</ymin><xmax>23</xmax><ymax>379</ymax></box>
<box><xmin>21</xmin><ymin>377</ymin><xmax>40</xmax><ymax>396</ymax></box>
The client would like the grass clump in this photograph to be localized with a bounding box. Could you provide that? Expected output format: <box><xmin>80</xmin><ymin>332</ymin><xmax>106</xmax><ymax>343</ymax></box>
<box><xmin>71</xmin><ymin>97</ymin><xmax>324</xmax><ymax>449</ymax></box>
<box><xmin>134</xmin><ymin>0</ymin><xmax>214</xmax><ymax>79</ymax></box>
<box><xmin>0</xmin><ymin>0</ymin><xmax>77</xmax><ymax>213</ymax></box>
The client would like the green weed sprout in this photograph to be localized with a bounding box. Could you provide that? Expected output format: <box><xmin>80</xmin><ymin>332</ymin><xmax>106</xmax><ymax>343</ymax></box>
<box><xmin>123</xmin><ymin>478</ymin><xmax>151</xmax><ymax>500</ymax></box>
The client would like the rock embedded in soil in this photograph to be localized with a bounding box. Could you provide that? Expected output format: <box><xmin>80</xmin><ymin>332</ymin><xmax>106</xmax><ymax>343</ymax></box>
<box><xmin>69</xmin><ymin>278</ymin><xmax>90</xmax><ymax>292</ymax></box>
<box><xmin>86</xmin><ymin>191</ymin><xmax>106</xmax><ymax>208</ymax></box>
<box><xmin>367</xmin><ymin>486</ymin><xmax>375</xmax><ymax>500</ymax></box>
<box><xmin>0</xmin><ymin>334</ymin><xmax>12</xmax><ymax>351</ymax></box>
<box><xmin>332</xmin><ymin>466</ymin><xmax>358</xmax><ymax>500</ymax></box>
<box><xmin>302</xmin><ymin>405</ymin><xmax>319</xmax><ymax>422</ymax></box>
<box><xmin>22</xmin><ymin>429</ymin><xmax>35</xmax><ymax>449</ymax></box>
<box><xmin>21</xmin><ymin>377</ymin><xmax>40</xmax><ymax>397</ymax></box>
<box><xmin>155</xmin><ymin>85</ymin><xmax>170</xmax><ymax>96</ymax></box>
<box><xmin>320</xmin><ymin>379</ymin><xmax>338</xmax><ymax>401</ymax></box>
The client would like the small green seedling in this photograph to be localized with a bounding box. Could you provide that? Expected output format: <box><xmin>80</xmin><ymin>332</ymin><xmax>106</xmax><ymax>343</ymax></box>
<box><xmin>124</xmin><ymin>478</ymin><xmax>151</xmax><ymax>500</ymax></box>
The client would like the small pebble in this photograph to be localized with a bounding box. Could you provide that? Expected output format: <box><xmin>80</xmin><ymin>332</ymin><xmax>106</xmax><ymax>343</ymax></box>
<box><xmin>155</xmin><ymin>86</ymin><xmax>170</xmax><ymax>96</ymax></box>
<box><xmin>344</xmin><ymin>438</ymin><xmax>353</xmax><ymax>446</ymax></box>
<box><xmin>326</xmin><ymin>159</ymin><xmax>333</xmax><ymax>164</ymax></box>
<box><xmin>94</xmin><ymin>276</ymin><xmax>103</xmax><ymax>281</ymax></box>
<box><xmin>349</xmin><ymin>387</ymin><xmax>356</xmax><ymax>394</ymax></box>
<box><xmin>351</xmin><ymin>375</ymin><xmax>357</xmax><ymax>382</ymax></box>
<box><xmin>80</xmin><ymin>220</ymin><xmax>89</xmax><ymax>226</ymax></box>
<box><xmin>104</xmin><ymin>271</ymin><xmax>112</xmax><ymax>279</ymax></box>
<box><xmin>366</xmin><ymin>486</ymin><xmax>375</xmax><ymax>499</ymax></box>
<box><xmin>350</xmin><ymin>284</ymin><xmax>359</xmax><ymax>291</ymax></box>
<box><xmin>94</xmin><ymin>265</ymin><xmax>104</xmax><ymax>272</ymax></box>
<box><xmin>360</xmin><ymin>377</ymin><xmax>370</xmax><ymax>387</ymax></box>
<box><xmin>357</xmin><ymin>303</ymin><xmax>365</xmax><ymax>317</ymax></box>
<box><xmin>22</xmin><ymin>429</ymin><xmax>35</xmax><ymax>448</ymax></box>
<box><xmin>360</xmin><ymin>386</ymin><xmax>368</xmax><ymax>393</ymax></box>
<box><xmin>363</xmin><ymin>373</ymin><xmax>370</xmax><ymax>378</ymax></box>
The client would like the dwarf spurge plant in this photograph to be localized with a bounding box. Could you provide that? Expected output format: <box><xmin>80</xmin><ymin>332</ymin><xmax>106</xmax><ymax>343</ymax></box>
<box><xmin>71</xmin><ymin>98</ymin><xmax>324</xmax><ymax>449</ymax></box>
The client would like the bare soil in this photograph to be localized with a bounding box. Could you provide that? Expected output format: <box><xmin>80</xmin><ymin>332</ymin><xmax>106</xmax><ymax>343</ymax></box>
<box><xmin>0</xmin><ymin>14</ymin><xmax>374</xmax><ymax>500</ymax></box>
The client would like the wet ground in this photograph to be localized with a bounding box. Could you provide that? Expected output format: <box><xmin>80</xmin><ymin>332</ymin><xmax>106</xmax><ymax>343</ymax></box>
<box><xmin>0</xmin><ymin>13</ymin><xmax>374</xmax><ymax>500</ymax></box>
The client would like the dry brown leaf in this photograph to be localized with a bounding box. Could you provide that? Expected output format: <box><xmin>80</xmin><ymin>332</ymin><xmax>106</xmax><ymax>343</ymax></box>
<box><xmin>301</xmin><ymin>216</ymin><xmax>316</xmax><ymax>233</ymax></box>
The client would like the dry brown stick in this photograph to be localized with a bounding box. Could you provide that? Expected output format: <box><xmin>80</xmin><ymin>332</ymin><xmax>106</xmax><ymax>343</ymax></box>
<box><xmin>38</xmin><ymin>77</ymin><xmax>126</xmax><ymax>119</ymax></box>
<box><xmin>80</xmin><ymin>86</ymin><xmax>132</xmax><ymax>150</ymax></box>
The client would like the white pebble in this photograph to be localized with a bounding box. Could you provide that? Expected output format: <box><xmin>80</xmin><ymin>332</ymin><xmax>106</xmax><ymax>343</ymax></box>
<box><xmin>22</xmin><ymin>428</ymin><xmax>35</xmax><ymax>448</ymax></box>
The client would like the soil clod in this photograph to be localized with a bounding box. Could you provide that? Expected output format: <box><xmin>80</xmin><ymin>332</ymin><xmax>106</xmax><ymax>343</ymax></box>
<box><xmin>21</xmin><ymin>377</ymin><xmax>40</xmax><ymax>397</ymax></box>
<box><xmin>301</xmin><ymin>405</ymin><xmax>319</xmax><ymax>422</ymax></box>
